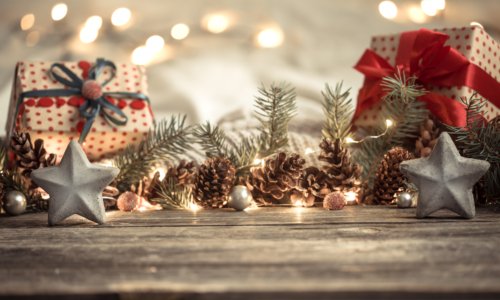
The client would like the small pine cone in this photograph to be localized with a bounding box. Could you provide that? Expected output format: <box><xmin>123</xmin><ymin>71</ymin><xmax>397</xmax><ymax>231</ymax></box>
<box><xmin>165</xmin><ymin>160</ymin><xmax>196</xmax><ymax>187</ymax></box>
<box><xmin>10</xmin><ymin>131</ymin><xmax>56</xmax><ymax>176</ymax></box>
<box><xmin>247</xmin><ymin>152</ymin><xmax>305</xmax><ymax>205</ymax></box>
<box><xmin>194</xmin><ymin>157</ymin><xmax>236</xmax><ymax>208</ymax></box>
<box><xmin>373</xmin><ymin>147</ymin><xmax>414</xmax><ymax>204</ymax></box>
<box><xmin>297</xmin><ymin>167</ymin><xmax>331</xmax><ymax>204</ymax></box>
<box><xmin>319</xmin><ymin>138</ymin><xmax>362</xmax><ymax>194</ymax></box>
<box><xmin>323</xmin><ymin>191</ymin><xmax>345</xmax><ymax>210</ymax></box>
<box><xmin>415</xmin><ymin>117</ymin><xmax>440</xmax><ymax>158</ymax></box>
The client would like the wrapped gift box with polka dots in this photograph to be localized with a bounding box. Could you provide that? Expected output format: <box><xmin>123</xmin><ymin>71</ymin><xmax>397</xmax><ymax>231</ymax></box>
<box><xmin>354</xmin><ymin>26</ymin><xmax>499</xmax><ymax>129</ymax></box>
<box><xmin>5</xmin><ymin>60</ymin><xmax>154</xmax><ymax>161</ymax></box>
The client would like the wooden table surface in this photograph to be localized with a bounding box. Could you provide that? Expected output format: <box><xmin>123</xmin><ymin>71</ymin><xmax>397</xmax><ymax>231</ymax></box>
<box><xmin>1</xmin><ymin>206</ymin><xmax>500</xmax><ymax>300</ymax></box>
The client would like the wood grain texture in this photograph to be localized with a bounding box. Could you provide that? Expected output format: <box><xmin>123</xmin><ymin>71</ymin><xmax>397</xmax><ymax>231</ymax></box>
<box><xmin>0</xmin><ymin>206</ymin><xmax>500</xmax><ymax>300</ymax></box>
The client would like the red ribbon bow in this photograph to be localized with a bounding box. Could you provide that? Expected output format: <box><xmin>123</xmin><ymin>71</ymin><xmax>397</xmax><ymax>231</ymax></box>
<box><xmin>354</xmin><ymin>28</ymin><xmax>500</xmax><ymax>127</ymax></box>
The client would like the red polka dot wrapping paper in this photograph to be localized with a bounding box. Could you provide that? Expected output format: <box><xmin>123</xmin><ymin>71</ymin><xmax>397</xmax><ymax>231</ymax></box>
<box><xmin>5</xmin><ymin>60</ymin><xmax>154</xmax><ymax>161</ymax></box>
<box><xmin>354</xmin><ymin>26</ymin><xmax>500</xmax><ymax>129</ymax></box>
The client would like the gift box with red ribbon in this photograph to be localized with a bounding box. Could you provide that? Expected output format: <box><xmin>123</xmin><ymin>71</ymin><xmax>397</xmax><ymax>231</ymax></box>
<box><xmin>353</xmin><ymin>26</ymin><xmax>500</xmax><ymax>128</ymax></box>
<box><xmin>5</xmin><ymin>59</ymin><xmax>154</xmax><ymax>161</ymax></box>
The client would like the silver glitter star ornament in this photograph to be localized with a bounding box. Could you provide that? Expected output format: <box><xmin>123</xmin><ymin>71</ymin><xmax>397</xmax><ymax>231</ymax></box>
<box><xmin>31</xmin><ymin>141</ymin><xmax>119</xmax><ymax>225</ymax></box>
<box><xmin>400</xmin><ymin>132</ymin><xmax>490</xmax><ymax>219</ymax></box>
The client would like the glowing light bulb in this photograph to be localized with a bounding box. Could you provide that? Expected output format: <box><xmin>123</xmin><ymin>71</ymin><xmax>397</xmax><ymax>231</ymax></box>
<box><xmin>256</xmin><ymin>27</ymin><xmax>284</xmax><ymax>48</ymax></box>
<box><xmin>385</xmin><ymin>119</ymin><xmax>394</xmax><ymax>128</ymax></box>
<box><xmin>51</xmin><ymin>3</ymin><xmax>68</xmax><ymax>21</ymax></box>
<box><xmin>131</xmin><ymin>46</ymin><xmax>154</xmax><ymax>65</ymax></box>
<box><xmin>435</xmin><ymin>0</ymin><xmax>446</xmax><ymax>10</ymax></box>
<box><xmin>345</xmin><ymin>137</ymin><xmax>355</xmax><ymax>144</ymax></box>
<box><xmin>408</xmin><ymin>6</ymin><xmax>427</xmax><ymax>23</ymax></box>
<box><xmin>420</xmin><ymin>0</ymin><xmax>438</xmax><ymax>16</ymax></box>
<box><xmin>189</xmin><ymin>203</ymin><xmax>200</xmax><ymax>212</ymax></box>
<box><xmin>79</xmin><ymin>26</ymin><xmax>99</xmax><ymax>43</ymax></box>
<box><xmin>85</xmin><ymin>15</ymin><xmax>103</xmax><ymax>30</ymax></box>
<box><xmin>204</xmin><ymin>14</ymin><xmax>230</xmax><ymax>33</ymax></box>
<box><xmin>111</xmin><ymin>7</ymin><xmax>131</xmax><ymax>27</ymax></box>
<box><xmin>253</xmin><ymin>158</ymin><xmax>262</xmax><ymax>166</ymax></box>
<box><xmin>344</xmin><ymin>191</ymin><xmax>358</xmax><ymax>204</ymax></box>
<box><xmin>20</xmin><ymin>13</ymin><xmax>35</xmax><ymax>31</ymax></box>
<box><xmin>146</xmin><ymin>35</ymin><xmax>165</xmax><ymax>53</ymax></box>
<box><xmin>305</xmin><ymin>147</ymin><xmax>314</xmax><ymax>155</ymax></box>
<box><xmin>378</xmin><ymin>1</ymin><xmax>398</xmax><ymax>20</ymax></box>
<box><xmin>155</xmin><ymin>167</ymin><xmax>166</xmax><ymax>181</ymax></box>
<box><xmin>171</xmin><ymin>23</ymin><xmax>190</xmax><ymax>40</ymax></box>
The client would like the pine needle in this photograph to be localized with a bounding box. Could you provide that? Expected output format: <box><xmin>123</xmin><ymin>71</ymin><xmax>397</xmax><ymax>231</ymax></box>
<box><xmin>152</xmin><ymin>178</ymin><xmax>196</xmax><ymax>210</ymax></box>
<box><xmin>321</xmin><ymin>82</ymin><xmax>353</xmax><ymax>141</ymax></box>
<box><xmin>353</xmin><ymin>71</ymin><xmax>428</xmax><ymax>188</ymax></box>
<box><xmin>113</xmin><ymin>115</ymin><xmax>193</xmax><ymax>192</ymax></box>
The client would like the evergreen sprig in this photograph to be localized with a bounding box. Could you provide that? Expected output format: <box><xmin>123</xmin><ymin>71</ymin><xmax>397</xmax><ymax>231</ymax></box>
<box><xmin>195</xmin><ymin>83</ymin><xmax>296</xmax><ymax>177</ymax></box>
<box><xmin>444</xmin><ymin>94</ymin><xmax>500</xmax><ymax>202</ymax></box>
<box><xmin>354</xmin><ymin>72</ymin><xmax>428</xmax><ymax>188</ymax></box>
<box><xmin>321</xmin><ymin>82</ymin><xmax>353</xmax><ymax>141</ymax></box>
<box><xmin>152</xmin><ymin>178</ymin><xmax>196</xmax><ymax>210</ymax></box>
<box><xmin>113</xmin><ymin>115</ymin><xmax>193</xmax><ymax>192</ymax></box>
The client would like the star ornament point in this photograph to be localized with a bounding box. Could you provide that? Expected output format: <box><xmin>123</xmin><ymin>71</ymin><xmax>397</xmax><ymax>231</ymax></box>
<box><xmin>31</xmin><ymin>141</ymin><xmax>119</xmax><ymax>225</ymax></box>
<box><xmin>400</xmin><ymin>132</ymin><xmax>490</xmax><ymax>219</ymax></box>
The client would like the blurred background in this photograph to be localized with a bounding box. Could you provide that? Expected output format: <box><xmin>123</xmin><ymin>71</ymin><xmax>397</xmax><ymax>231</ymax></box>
<box><xmin>0</xmin><ymin>0</ymin><xmax>499</xmax><ymax>136</ymax></box>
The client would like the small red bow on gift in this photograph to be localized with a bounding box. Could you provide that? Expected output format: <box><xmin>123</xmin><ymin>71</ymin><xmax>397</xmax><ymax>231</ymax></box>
<box><xmin>354</xmin><ymin>28</ymin><xmax>500</xmax><ymax>127</ymax></box>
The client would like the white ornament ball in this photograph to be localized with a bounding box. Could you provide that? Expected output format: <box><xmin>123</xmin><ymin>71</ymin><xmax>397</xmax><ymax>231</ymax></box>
<box><xmin>228</xmin><ymin>185</ymin><xmax>252</xmax><ymax>211</ymax></box>
<box><xmin>3</xmin><ymin>190</ymin><xmax>27</xmax><ymax>216</ymax></box>
<box><xmin>397</xmin><ymin>192</ymin><xmax>413</xmax><ymax>208</ymax></box>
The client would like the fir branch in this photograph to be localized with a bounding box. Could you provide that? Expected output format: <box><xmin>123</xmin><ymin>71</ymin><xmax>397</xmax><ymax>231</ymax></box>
<box><xmin>321</xmin><ymin>82</ymin><xmax>354</xmax><ymax>141</ymax></box>
<box><xmin>113</xmin><ymin>115</ymin><xmax>193</xmax><ymax>192</ymax></box>
<box><xmin>193</xmin><ymin>122</ymin><xmax>238</xmax><ymax>164</ymax></box>
<box><xmin>254</xmin><ymin>82</ymin><xmax>297</xmax><ymax>157</ymax></box>
<box><xmin>354</xmin><ymin>72</ymin><xmax>428</xmax><ymax>188</ymax></box>
<box><xmin>152</xmin><ymin>178</ymin><xmax>196</xmax><ymax>210</ymax></box>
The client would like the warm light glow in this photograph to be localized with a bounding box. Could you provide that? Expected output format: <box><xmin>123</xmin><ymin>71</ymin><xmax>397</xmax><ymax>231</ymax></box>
<box><xmin>385</xmin><ymin>119</ymin><xmax>394</xmax><ymax>128</ymax></box>
<box><xmin>85</xmin><ymin>15</ymin><xmax>103</xmax><ymax>30</ymax></box>
<box><xmin>204</xmin><ymin>14</ymin><xmax>230</xmax><ymax>33</ymax></box>
<box><xmin>256</xmin><ymin>27</ymin><xmax>284</xmax><ymax>48</ymax></box>
<box><xmin>51</xmin><ymin>3</ymin><xmax>68</xmax><ymax>21</ymax></box>
<box><xmin>293</xmin><ymin>199</ymin><xmax>305</xmax><ymax>207</ymax></box>
<box><xmin>345</xmin><ymin>137</ymin><xmax>355</xmax><ymax>144</ymax></box>
<box><xmin>155</xmin><ymin>167</ymin><xmax>166</xmax><ymax>181</ymax></box>
<box><xmin>131</xmin><ymin>46</ymin><xmax>154</xmax><ymax>65</ymax></box>
<box><xmin>420</xmin><ymin>0</ymin><xmax>438</xmax><ymax>16</ymax></box>
<box><xmin>378</xmin><ymin>1</ymin><xmax>398</xmax><ymax>20</ymax></box>
<box><xmin>171</xmin><ymin>23</ymin><xmax>190</xmax><ymax>40</ymax></box>
<box><xmin>189</xmin><ymin>203</ymin><xmax>201</xmax><ymax>212</ymax></box>
<box><xmin>253</xmin><ymin>158</ymin><xmax>262</xmax><ymax>166</ymax></box>
<box><xmin>111</xmin><ymin>7</ymin><xmax>132</xmax><ymax>27</ymax></box>
<box><xmin>146</xmin><ymin>35</ymin><xmax>165</xmax><ymax>53</ymax></box>
<box><xmin>79</xmin><ymin>26</ymin><xmax>99</xmax><ymax>43</ymax></box>
<box><xmin>305</xmin><ymin>147</ymin><xmax>314</xmax><ymax>155</ymax></box>
<box><xmin>408</xmin><ymin>6</ymin><xmax>427</xmax><ymax>23</ymax></box>
<box><xmin>435</xmin><ymin>0</ymin><xmax>446</xmax><ymax>10</ymax></box>
<box><xmin>20</xmin><ymin>13</ymin><xmax>35</xmax><ymax>31</ymax></box>
<box><xmin>26</xmin><ymin>30</ymin><xmax>40</xmax><ymax>47</ymax></box>
<box><xmin>344</xmin><ymin>191</ymin><xmax>358</xmax><ymax>204</ymax></box>
<box><xmin>470</xmin><ymin>21</ymin><xmax>484</xmax><ymax>29</ymax></box>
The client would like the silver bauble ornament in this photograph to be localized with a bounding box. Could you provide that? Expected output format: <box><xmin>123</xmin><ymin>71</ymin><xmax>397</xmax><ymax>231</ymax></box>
<box><xmin>3</xmin><ymin>190</ymin><xmax>27</xmax><ymax>216</ymax></box>
<box><xmin>228</xmin><ymin>185</ymin><xmax>252</xmax><ymax>211</ymax></box>
<box><xmin>397</xmin><ymin>192</ymin><xmax>413</xmax><ymax>208</ymax></box>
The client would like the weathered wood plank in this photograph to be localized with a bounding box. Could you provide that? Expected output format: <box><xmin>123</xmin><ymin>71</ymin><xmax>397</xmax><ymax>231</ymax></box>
<box><xmin>0</xmin><ymin>207</ymin><xmax>499</xmax><ymax>299</ymax></box>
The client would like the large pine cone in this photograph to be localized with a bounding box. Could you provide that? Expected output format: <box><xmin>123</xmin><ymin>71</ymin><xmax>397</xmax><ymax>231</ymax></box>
<box><xmin>165</xmin><ymin>160</ymin><xmax>196</xmax><ymax>187</ymax></box>
<box><xmin>415</xmin><ymin>117</ymin><xmax>440</xmax><ymax>157</ymax></box>
<box><xmin>248</xmin><ymin>152</ymin><xmax>305</xmax><ymax>205</ymax></box>
<box><xmin>318</xmin><ymin>138</ymin><xmax>361</xmax><ymax>194</ymax></box>
<box><xmin>10</xmin><ymin>131</ymin><xmax>56</xmax><ymax>176</ymax></box>
<box><xmin>373</xmin><ymin>147</ymin><xmax>414</xmax><ymax>204</ymax></box>
<box><xmin>194</xmin><ymin>157</ymin><xmax>236</xmax><ymax>208</ymax></box>
<box><xmin>297</xmin><ymin>167</ymin><xmax>331</xmax><ymax>205</ymax></box>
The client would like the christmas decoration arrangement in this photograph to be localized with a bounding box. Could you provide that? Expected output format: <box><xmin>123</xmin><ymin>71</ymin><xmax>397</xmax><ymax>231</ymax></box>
<box><xmin>1</xmin><ymin>25</ymin><xmax>499</xmax><ymax>221</ymax></box>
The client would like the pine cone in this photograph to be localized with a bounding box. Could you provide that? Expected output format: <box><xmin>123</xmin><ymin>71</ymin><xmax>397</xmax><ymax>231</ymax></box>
<box><xmin>415</xmin><ymin>117</ymin><xmax>440</xmax><ymax>157</ymax></box>
<box><xmin>373</xmin><ymin>147</ymin><xmax>414</xmax><ymax>204</ymax></box>
<box><xmin>319</xmin><ymin>138</ymin><xmax>361</xmax><ymax>194</ymax></box>
<box><xmin>297</xmin><ymin>166</ymin><xmax>331</xmax><ymax>205</ymax></box>
<box><xmin>165</xmin><ymin>160</ymin><xmax>196</xmax><ymax>187</ymax></box>
<box><xmin>194</xmin><ymin>157</ymin><xmax>236</xmax><ymax>208</ymax></box>
<box><xmin>248</xmin><ymin>152</ymin><xmax>305</xmax><ymax>205</ymax></box>
<box><xmin>10</xmin><ymin>131</ymin><xmax>56</xmax><ymax>176</ymax></box>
